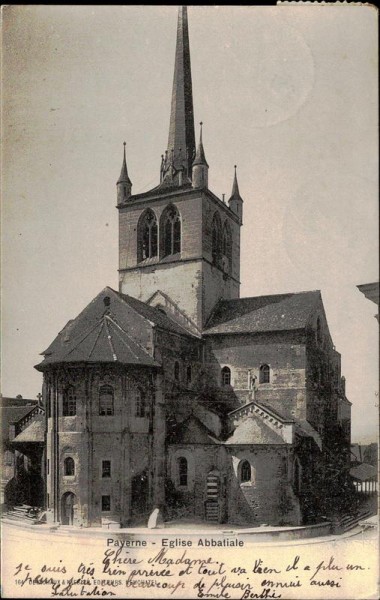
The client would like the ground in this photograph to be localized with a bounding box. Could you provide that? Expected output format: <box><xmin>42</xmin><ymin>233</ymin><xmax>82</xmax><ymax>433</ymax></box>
<box><xmin>1</xmin><ymin>518</ymin><xmax>378</xmax><ymax>599</ymax></box>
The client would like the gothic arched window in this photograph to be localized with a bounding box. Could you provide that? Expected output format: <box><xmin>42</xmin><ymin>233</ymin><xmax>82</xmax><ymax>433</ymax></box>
<box><xmin>161</xmin><ymin>205</ymin><xmax>181</xmax><ymax>257</ymax></box>
<box><xmin>211</xmin><ymin>213</ymin><xmax>222</xmax><ymax>265</ymax></box>
<box><xmin>221</xmin><ymin>366</ymin><xmax>231</xmax><ymax>386</ymax></box>
<box><xmin>63</xmin><ymin>386</ymin><xmax>76</xmax><ymax>416</ymax></box>
<box><xmin>99</xmin><ymin>385</ymin><xmax>114</xmax><ymax>416</ymax></box>
<box><xmin>186</xmin><ymin>365</ymin><xmax>192</xmax><ymax>385</ymax></box>
<box><xmin>222</xmin><ymin>222</ymin><xmax>232</xmax><ymax>271</ymax></box>
<box><xmin>64</xmin><ymin>457</ymin><xmax>75</xmax><ymax>476</ymax></box>
<box><xmin>240</xmin><ymin>460</ymin><xmax>251</xmax><ymax>483</ymax></box>
<box><xmin>138</xmin><ymin>209</ymin><xmax>158</xmax><ymax>261</ymax></box>
<box><xmin>259</xmin><ymin>364</ymin><xmax>270</xmax><ymax>384</ymax></box>
<box><xmin>178</xmin><ymin>457</ymin><xmax>188</xmax><ymax>486</ymax></box>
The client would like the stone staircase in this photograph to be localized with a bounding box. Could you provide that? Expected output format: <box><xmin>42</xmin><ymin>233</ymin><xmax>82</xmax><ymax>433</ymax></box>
<box><xmin>333</xmin><ymin>508</ymin><xmax>374</xmax><ymax>534</ymax></box>
<box><xmin>2</xmin><ymin>504</ymin><xmax>41</xmax><ymax>524</ymax></box>
<box><xmin>205</xmin><ymin>501</ymin><xmax>219</xmax><ymax>523</ymax></box>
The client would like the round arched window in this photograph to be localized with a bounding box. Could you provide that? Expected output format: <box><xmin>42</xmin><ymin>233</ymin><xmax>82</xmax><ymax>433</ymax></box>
<box><xmin>64</xmin><ymin>457</ymin><xmax>75</xmax><ymax>476</ymax></box>
<box><xmin>240</xmin><ymin>460</ymin><xmax>251</xmax><ymax>483</ymax></box>
<box><xmin>221</xmin><ymin>366</ymin><xmax>231</xmax><ymax>386</ymax></box>
<box><xmin>259</xmin><ymin>364</ymin><xmax>270</xmax><ymax>384</ymax></box>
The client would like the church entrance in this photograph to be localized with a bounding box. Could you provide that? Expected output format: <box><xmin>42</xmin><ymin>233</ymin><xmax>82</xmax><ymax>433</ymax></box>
<box><xmin>61</xmin><ymin>492</ymin><xmax>76</xmax><ymax>525</ymax></box>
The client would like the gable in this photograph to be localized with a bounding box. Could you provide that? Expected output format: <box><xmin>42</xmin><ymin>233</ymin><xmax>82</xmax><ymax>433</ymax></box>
<box><xmin>225</xmin><ymin>414</ymin><xmax>285</xmax><ymax>445</ymax></box>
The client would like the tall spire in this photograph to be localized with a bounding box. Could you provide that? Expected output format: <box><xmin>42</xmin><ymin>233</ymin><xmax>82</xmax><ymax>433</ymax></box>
<box><xmin>166</xmin><ymin>6</ymin><xmax>195</xmax><ymax>178</ymax></box>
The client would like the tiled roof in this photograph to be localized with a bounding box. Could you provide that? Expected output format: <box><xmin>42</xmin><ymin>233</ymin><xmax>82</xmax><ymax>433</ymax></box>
<box><xmin>116</xmin><ymin>290</ymin><xmax>196</xmax><ymax>338</ymax></box>
<box><xmin>36</xmin><ymin>288</ymin><xmax>165</xmax><ymax>370</ymax></box>
<box><xmin>169</xmin><ymin>415</ymin><xmax>220</xmax><ymax>445</ymax></box>
<box><xmin>12</xmin><ymin>415</ymin><xmax>45</xmax><ymax>443</ymax></box>
<box><xmin>204</xmin><ymin>290</ymin><xmax>321</xmax><ymax>335</ymax></box>
<box><xmin>196</xmin><ymin>391</ymin><xmax>241</xmax><ymax>416</ymax></box>
<box><xmin>0</xmin><ymin>397</ymin><xmax>38</xmax><ymax>407</ymax></box>
<box><xmin>225</xmin><ymin>415</ymin><xmax>284</xmax><ymax>445</ymax></box>
<box><xmin>350</xmin><ymin>463</ymin><xmax>377</xmax><ymax>481</ymax></box>
<box><xmin>131</xmin><ymin>181</ymin><xmax>193</xmax><ymax>200</ymax></box>
<box><xmin>37</xmin><ymin>287</ymin><xmax>198</xmax><ymax>370</ymax></box>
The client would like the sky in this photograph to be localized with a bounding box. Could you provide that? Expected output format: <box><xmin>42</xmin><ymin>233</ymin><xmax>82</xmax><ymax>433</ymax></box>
<box><xmin>2</xmin><ymin>5</ymin><xmax>378</xmax><ymax>443</ymax></box>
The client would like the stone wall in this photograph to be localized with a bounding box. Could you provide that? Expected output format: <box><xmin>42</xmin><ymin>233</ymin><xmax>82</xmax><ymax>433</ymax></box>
<box><xmin>167</xmin><ymin>444</ymin><xmax>301</xmax><ymax>526</ymax></box>
<box><xmin>205</xmin><ymin>331</ymin><xmax>308</xmax><ymax>421</ymax></box>
<box><xmin>45</xmin><ymin>365</ymin><xmax>161</xmax><ymax>527</ymax></box>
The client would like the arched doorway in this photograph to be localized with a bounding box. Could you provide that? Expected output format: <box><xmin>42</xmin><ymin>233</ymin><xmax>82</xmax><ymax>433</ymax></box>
<box><xmin>61</xmin><ymin>492</ymin><xmax>76</xmax><ymax>525</ymax></box>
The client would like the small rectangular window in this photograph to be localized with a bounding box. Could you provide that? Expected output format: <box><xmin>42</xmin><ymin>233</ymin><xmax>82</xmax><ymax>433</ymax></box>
<box><xmin>102</xmin><ymin>460</ymin><xmax>111</xmax><ymax>478</ymax></box>
<box><xmin>47</xmin><ymin>459</ymin><xmax>50</xmax><ymax>475</ymax></box>
<box><xmin>63</xmin><ymin>391</ymin><xmax>77</xmax><ymax>416</ymax></box>
<box><xmin>47</xmin><ymin>493</ymin><xmax>50</xmax><ymax>508</ymax></box>
<box><xmin>102</xmin><ymin>495</ymin><xmax>111</xmax><ymax>512</ymax></box>
<box><xmin>99</xmin><ymin>386</ymin><xmax>114</xmax><ymax>416</ymax></box>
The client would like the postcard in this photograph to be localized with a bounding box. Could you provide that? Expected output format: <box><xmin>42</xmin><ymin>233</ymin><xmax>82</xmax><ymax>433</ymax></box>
<box><xmin>1</xmin><ymin>5</ymin><xmax>378</xmax><ymax>599</ymax></box>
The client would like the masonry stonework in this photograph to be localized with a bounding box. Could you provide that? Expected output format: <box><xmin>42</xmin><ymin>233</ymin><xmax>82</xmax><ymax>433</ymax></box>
<box><xmin>36</xmin><ymin>6</ymin><xmax>351</xmax><ymax>528</ymax></box>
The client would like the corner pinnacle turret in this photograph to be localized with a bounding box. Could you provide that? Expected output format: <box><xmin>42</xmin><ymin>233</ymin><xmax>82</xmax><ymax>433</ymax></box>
<box><xmin>161</xmin><ymin>6</ymin><xmax>196</xmax><ymax>184</ymax></box>
<box><xmin>228</xmin><ymin>165</ymin><xmax>243</xmax><ymax>224</ymax></box>
<box><xmin>192</xmin><ymin>122</ymin><xmax>208</xmax><ymax>189</ymax></box>
<box><xmin>117</xmin><ymin>142</ymin><xmax>132</xmax><ymax>204</ymax></box>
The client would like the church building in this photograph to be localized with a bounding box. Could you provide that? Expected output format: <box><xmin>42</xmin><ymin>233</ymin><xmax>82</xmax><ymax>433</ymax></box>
<box><xmin>35</xmin><ymin>7</ymin><xmax>351</xmax><ymax>527</ymax></box>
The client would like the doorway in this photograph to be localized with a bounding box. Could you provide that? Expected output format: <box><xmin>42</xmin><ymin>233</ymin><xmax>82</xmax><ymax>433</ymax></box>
<box><xmin>61</xmin><ymin>492</ymin><xmax>76</xmax><ymax>525</ymax></box>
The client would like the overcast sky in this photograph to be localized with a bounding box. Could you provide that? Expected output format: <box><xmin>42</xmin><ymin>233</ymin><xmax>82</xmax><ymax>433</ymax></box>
<box><xmin>2</xmin><ymin>5</ymin><xmax>378</xmax><ymax>442</ymax></box>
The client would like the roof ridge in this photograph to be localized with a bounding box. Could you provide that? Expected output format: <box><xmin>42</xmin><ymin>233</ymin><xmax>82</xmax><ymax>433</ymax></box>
<box><xmin>63</xmin><ymin>318</ymin><xmax>104</xmax><ymax>359</ymax></box>
<box><xmin>88</xmin><ymin>318</ymin><xmax>106</xmax><ymax>360</ymax></box>
<box><xmin>219</xmin><ymin>290</ymin><xmax>321</xmax><ymax>304</ymax></box>
<box><xmin>114</xmin><ymin>288</ymin><xmax>197</xmax><ymax>337</ymax></box>
<box><xmin>105</xmin><ymin>314</ymin><xmax>153</xmax><ymax>359</ymax></box>
<box><xmin>104</xmin><ymin>318</ymin><xmax>118</xmax><ymax>362</ymax></box>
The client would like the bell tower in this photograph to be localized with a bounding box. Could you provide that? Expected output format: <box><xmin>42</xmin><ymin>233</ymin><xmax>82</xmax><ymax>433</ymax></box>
<box><xmin>117</xmin><ymin>6</ymin><xmax>243</xmax><ymax>331</ymax></box>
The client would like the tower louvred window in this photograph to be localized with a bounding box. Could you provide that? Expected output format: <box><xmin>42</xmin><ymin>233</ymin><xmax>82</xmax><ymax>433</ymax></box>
<box><xmin>212</xmin><ymin>213</ymin><xmax>222</xmax><ymax>265</ymax></box>
<box><xmin>162</xmin><ymin>205</ymin><xmax>181</xmax><ymax>257</ymax></box>
<box><xmin>222</xmin><ymin>222</ymin><xmax>232</xmax><ymax>267</ymax></box>
<box><xmin>140</xmin><ymin>210</ymin><xmax>158</xmax><ymax>260</ymax></box>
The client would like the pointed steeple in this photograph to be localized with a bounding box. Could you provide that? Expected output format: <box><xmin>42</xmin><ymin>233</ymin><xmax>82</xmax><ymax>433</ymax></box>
<box><xmin>117</xmin><ymin>142</ymin><xmax>132</xmax><ymax>204</ymax></box>
<box><xmin>193</xmin><ymin>122</ymin><xmax>208</xmax><ymax>167</ymax></box>
<box><xmin>228</xmin><ymin>165</ymin><xmax>243</xmax><ymax>224</ymax></box>
<box><xmin>117</xmin><ymin>142</ymin><xmax>132</xmax><ymax>185</ymax></box>
<box><xmin>166</xmin><ymin>6</ymin><xmax>195</xmax><ymax>179</ymax></box>
<box><xmin>230</xmin><ymin>166</ymin><xmax>242</xmax><ymax>199</ymax></box>
<box><xmin>192</xmin><ymin>122</ymin><xmax>208</xmax><ymax>189</ymax></box>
